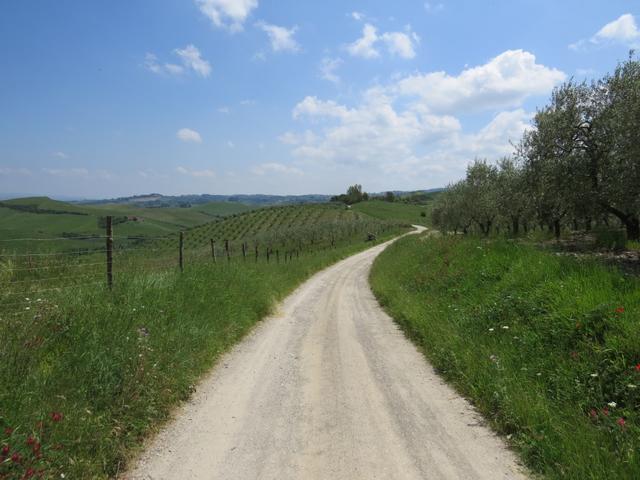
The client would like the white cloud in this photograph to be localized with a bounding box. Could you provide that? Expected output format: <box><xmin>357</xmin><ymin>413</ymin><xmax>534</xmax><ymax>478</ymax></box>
<box><xmin>347</xmin><ymin>24</ymin><xmax>419</xmax><ymax>59</ymax></box>
<box><xmin>227</xmin><ymin>140</ymin><xmax>235</xmax><ymax>148</ymax></box>
<box><xmin>218</xmin><ymin>106</ymin><xmax>230</xmax><ymax>113</ymax></box>
<box><xmin>145</xmin><ymin>46</ymin><xmax>211</xmax><ymax>77</ymax></box>
<box><xmin>570</xmin><ymin>14</ymin><xmax>640</xmax><ymax>50</ymax></box>
<box><xmin>282</xmin><ymin>50</ymin><xmax>563</xmax><ymax>184</ymax></box>
<box><xmin>176</xmin><ymin>166</ymin><xmax>215</xmax><ymax>178</ymax></box>
<box><xmin>174</xmin><ymin>45</ymin><xmax>211</xmax><ymax>77</ymax></box>
<box><xmin>256</xmin><ymin>22</ymin><xmax>300</xmax><ymax>52</ymax></box>
<box><xmin>52</xmin><ymin>151</ymin><xmax>69</xmax><ymax>159</ymax></box>
<box><xmin>240</xmin><ymin>99</ymin><xmax>256</xmax><ymax>105</ymax></box>
<box><xmin>195</xmin><ymin>0</ymin><xmax>258</xmax><ymax>32</ymax></box>
<box><xmin>381</xmin><ymin>29</ymin><xmax>420</xmax><ymax>59</ymax></box>
<box><xmin>347</xmin><ymin>24</ymin><xmax>380</xmax><ymax>59</ymax></box>
<box><xmin>424</xmin><ymin>2</ymin><xmax>444</xmax><ymax>13</ymax></box>
<box><xmin>320</xmin><ymin>57</ymin><xmax>343</xmax><ymax>83</ymax></box>
<box><xmin>251</xmin><ymin>162</ymin><xmax>303</xmax><ymax>176</ymax></box>
<box><xmin>394</xmin><ymin>49</ymin><xmax>566</xmax><ymax>113</ymax></box>
<box><xmin>351</xmin><ymin>11</ymin><xmax>364</xmax><ymax>21</ymax></box>
<box><xmin>177</xmin><ymin>128</ymin><xmax>203</xmax><ymax>143</ymax></box>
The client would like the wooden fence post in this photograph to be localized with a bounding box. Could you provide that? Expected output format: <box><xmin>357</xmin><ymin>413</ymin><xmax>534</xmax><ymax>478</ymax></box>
<box><xmin>211</xmin><ymin>239</ymin><xmax>216</xmax><ymax>264</ymax></box>
<box><xmin>267</xmin><ymin>248</ymin><xmax>270</xmax><ymax>263</ymax></box>
<box><xmin>242</xmin><ymin>242</ymin><xmax>246</xmax><ymax>261</ymax></box>
<box><xmin>179</xmin><ymin>231</ymin><xmax>184</xmax><ymax>272</ymax></box>
<box><xmin>106</xmin><ymin>216</ymin><xmax>113</xmax><ymax>289</ymax></box>
<box><xmin>276</xmin><ymin>249</ymin><xmax>280</xmax><ymax>264</ymax></box>
<box><xmin>225</xmin><ymin>239</ymin><xmax>230</xmax><ymax>262</ymax></box>
<box><xmin>255</xmin><ymin>244</ymin><xmax>258</xmax><ymax>262</ymax></box>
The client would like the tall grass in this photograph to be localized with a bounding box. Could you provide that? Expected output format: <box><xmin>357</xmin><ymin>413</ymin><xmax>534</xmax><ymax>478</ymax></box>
<box><xmin>370</xmin><ymin>235</ymin><xmax>640</xmax><ymax>479</ymax></box>
<box><xmin>0</xmin><ymin>229</ymin><xmax>404</xmax><ymax>479</ymax></box>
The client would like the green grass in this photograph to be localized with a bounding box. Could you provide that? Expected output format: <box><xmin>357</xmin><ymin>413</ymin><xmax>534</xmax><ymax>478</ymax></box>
<box><xmin>351</xmin><ymin>200</ymin><xmax>430</xmax><ymax>225</ymax></box>
<box><xmin>370</xmin><ymin>235</ymin><xmax>640</xmax><ymax>479</ymax></box>
<box><xmin>0</xmin><ymin>217</ymin><xmax>407</xmax><ymax>479</ymax></box>
<box><xmin>0</xmin><ymin>197</ymin><xmax>254</xmax><ymax>253</ymax></box>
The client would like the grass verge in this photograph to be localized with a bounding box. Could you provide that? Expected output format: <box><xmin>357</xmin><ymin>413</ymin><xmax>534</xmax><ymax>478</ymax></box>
<box><xmin>0</xmin><ymin>229</ymin><xmax>405</xmax><ymax>479</ymax></box>
<box><xmin>370</xmin><ymin>235</ymin><xmax>639</xmax><ymax>479</ymax></box>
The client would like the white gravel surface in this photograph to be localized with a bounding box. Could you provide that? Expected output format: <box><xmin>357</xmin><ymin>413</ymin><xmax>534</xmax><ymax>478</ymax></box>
<box><xmin>125</xmin><ymin>229</ymin><xmax>528</xmax><ymax>480</ymax></box>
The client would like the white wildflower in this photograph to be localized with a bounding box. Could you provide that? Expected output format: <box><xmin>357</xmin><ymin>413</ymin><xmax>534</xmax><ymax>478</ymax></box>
<box><xmin>608</xmin><ymin>401</ymin><xmax>617</xmax><ymax>408</ymax></box>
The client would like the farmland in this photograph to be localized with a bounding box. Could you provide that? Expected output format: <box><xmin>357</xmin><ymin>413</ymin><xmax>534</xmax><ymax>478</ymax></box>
<box><xmin>0</xmin><ymin>198</ymin><xmax>409</xmax><ymax>479</ymax></box>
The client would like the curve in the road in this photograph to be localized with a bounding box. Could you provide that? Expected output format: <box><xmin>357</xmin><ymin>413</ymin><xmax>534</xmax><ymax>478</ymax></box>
<box><xmin>126</xmin><ymin>230</ymin><xmax>528</xmax><ymax>480</ymax></box>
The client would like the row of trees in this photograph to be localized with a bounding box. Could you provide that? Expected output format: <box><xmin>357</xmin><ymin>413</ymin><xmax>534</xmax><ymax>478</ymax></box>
<box><xmin>432</xmin><ymin>55</ymin><xmax>640</xmax><ymax>240</ymax></box>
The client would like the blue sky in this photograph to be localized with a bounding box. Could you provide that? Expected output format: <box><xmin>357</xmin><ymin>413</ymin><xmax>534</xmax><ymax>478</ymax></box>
<box><xmin>1</xmin><ymin>1</ymin><xmax>639</xmax><ymax>198</ymax></box>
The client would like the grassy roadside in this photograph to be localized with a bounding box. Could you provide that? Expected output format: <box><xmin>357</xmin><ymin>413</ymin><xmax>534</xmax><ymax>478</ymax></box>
<box><xmin>0</xmin><ymin>228</ymin><xmax>406</xmax><ymax>479</ymax></box>
<box><xmin>370</xmin><ymin>235</ymin><xmax>640</xmax><ymax>479</ymax></box>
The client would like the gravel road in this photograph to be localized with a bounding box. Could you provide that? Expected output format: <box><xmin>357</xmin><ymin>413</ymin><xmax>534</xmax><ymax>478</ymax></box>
<box><xmin>126</xmin><ymin>230</ymin><xmax>528</xmax><ymax>480</ymax></box>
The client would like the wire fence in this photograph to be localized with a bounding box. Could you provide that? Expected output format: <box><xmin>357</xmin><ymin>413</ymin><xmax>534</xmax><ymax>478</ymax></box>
<box><xmin>1</xmin><ymin>213</ymin><xmax>402</xmax><ymax>320</ymax></box>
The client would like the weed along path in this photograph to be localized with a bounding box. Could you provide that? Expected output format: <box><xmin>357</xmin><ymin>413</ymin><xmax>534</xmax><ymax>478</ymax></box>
<box><xmin>126</xmin><ymin>227</ymin><xmax>527</xmax><ymax>480</ymax></box>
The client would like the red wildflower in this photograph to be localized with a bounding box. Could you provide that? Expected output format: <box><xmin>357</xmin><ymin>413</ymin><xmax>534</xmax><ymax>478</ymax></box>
<box><xmin>50</xmin><ymin>412</ymin><xmax>63</xmax><ymax>422</ymax></box>
<box><xmin>617</xmin><ymin>417</ymin><xmax>626</xmax><ymax>428</ymax></box>
<box><xmin>1</xmin><ymin>444</ymin><xmax>9</xmax><ymax>455</ymax></box>
<box><xmin>22</xmin><ymin>468</ymin><xmax>35</xmax><ymax>479</ymax></box>
<box><xmin>32</xmin><ymin>442</ymin><xmax>41</xmax><ymax>454</ymax></box>
<box><xmin>589</xmin><ymin>408</ymin><xmax>598</xmax><ymax>418</ymax></box>
<box><xmin>26</xmin><ymin>436</ymin><xmax>36</xmax><ymax>446</ymax></box>
<box><xmin>635</xmin><ymin>364</ymin><xmax>640</xmax><ymax>372</ymax></box>
<box><xmin>602</xmin><ymin>407</ymin><xmax>610</xmax><ymax>416</ymax></box>
<box><xmin>3</xmin><ymin>427</ymin><xmax>13</xmax><ymax>436</ymax></box>
<box><xmin>615</xmin><ymin>306</ymin><xmax>624</xmax><ymax>314</ymax></box>
<box><xmin>11</xmin><ymin>452</ymin><xmax>21</xmax><ymax>463</ymax></box>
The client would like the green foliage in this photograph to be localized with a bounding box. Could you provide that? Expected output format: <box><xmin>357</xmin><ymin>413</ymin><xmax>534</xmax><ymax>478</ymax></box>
<box><xmin>351</xmin><ymin>200</ymin><xmax>430</xmax><ymax>226</ymax></box>
<box><xmin>331</xmin><ymin>184</ymin><xmax>369</xmax><ymax>205</ymax></box>
<box><xmin>0</xmin><ymin>229</ymin><xmax>405</xmax><ymax>479</ymax></box>
<box><xmin>594</xmin><ymin>228</ymin><xmax>627</xmax><ymax>251</ymax></box>
<box><xmin>371</xmin><ymin>235</ymin><xmax>640</xmax><ymax>479</ymax></box>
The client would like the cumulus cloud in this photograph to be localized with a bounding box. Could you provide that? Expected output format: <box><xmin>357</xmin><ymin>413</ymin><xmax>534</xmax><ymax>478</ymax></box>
<box><xmin>320</xmin><ymin>57</ymin><xmax>343</xmax><ymax>83</ymax></box>
<box><xmin>195</xmin><ymin>0</ymin><xmax>258</xmax><ymax>32</ymax></box>
<box><xmin>145</xmin><ymin>45</ymin><xmax>211</xmax><ymax>77</ymax></box>
<box><xmin>394</xmin><ymin>49</ymin><xmax>566</xmax><ymax>113</ymax></box>
<box><xmin>347</xmin><ymin>24</ymin><xmax>381</xmax><ymax>58</ymax></box>
<box><xmin>174</xmin><ymin>45</ymin><xmax>212</xmax><ymax>77</ymax></box>
<box><xmin>424</xmin><ymin>2</ymin><xmax>444</xmax><ymax>13</ymax></box>
<box><xmin>251</xmin><ymin>162</ymin><xmax>303</xmax><ymax>176</ymax></box>
<box><xmin>176</xmin><ymin>128</ymin><xmax>203</xmax><ymax>143</ymax></box>
<box><xmin>42</xmin><ymin>168</ymin><xmax>90</xmax><ymax>177</ymax></box>
<box><xmin>256</xmin><ymin>22</ymin><xmax>300</xmax><ymax>52</ymax></box>
<box><xmin>176</xmin><ymin>166</ymin><xmax>215</xmax><ymax>177</ymax></box>
<box><xmin>570</xmin><ymin>13</ymin><xmax>640</xmax><ymax>50</ymax></box>
<box><xmin>347</xmin><ymin>24</ymin><xmax>419</xmax><ymax>59</ymax></box>
<box><xmin>282</xmin><ymin>50</ymin><xmax>563</xmax><ymax>183</ymax></box>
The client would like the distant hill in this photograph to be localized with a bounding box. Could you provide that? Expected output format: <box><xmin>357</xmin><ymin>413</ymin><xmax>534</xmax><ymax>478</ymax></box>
<box><xmin>79</xmin><ymin>193</ymin><xmax>333</xmax><ymax>208</ymax></box>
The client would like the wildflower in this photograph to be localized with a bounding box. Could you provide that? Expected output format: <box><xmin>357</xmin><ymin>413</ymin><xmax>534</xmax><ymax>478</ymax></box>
<box><xmin>590</xmin><ymin>373</ymin><xmax>598</xmax><ymax>378</ymax></box>
<box><xmin>1</xmin><ymin>444</ymin><xmax>9</xmax><ymax>455</ymax></box>
<box><xmin>635</xmin><ymin>364</ymin><xmax>640</xmax><ymax>372</ymax></box>
<box><xmin>615</xmin><ymin>306</ymin><xmax>625</xmax><ymax>314</ymax></box>
<box><xmin>536</xmin><ymin>372</ymin><xmax>542</xmax><ymax>376</ymax></box>
<box><xmin>23</xmin><ymin>467</ymin><xmax>35</xmax><ymax>478</ymax></box>
<box><xmin>26</xmin><ymin>436</ymin><xmax>36</xmax><ymax>446</ymax></box>
<box><xmin>608</xmin><ymin>401</ymin><xmax>617</xmax><ymax>408</ymax></box>
<box><xmin>617</xmin><ymin>417</ymin><xmax>626</xmax><ymax>428</ymax></box>
<box><xmin>51</xmin><ymin>412</ymin><xmax>63</xmax><ymax>422</ymax></box>
<box><xmin>502</xmin><ymin>325</ymin><xmax>509</xmax><ymax>330</ymax></box>
<box><xmin>4</xmin><ymin>427</ymin><xmax>13</xmax><ymax>436</ymax></box>
<box><xmin>628</xmin><ymin>384</ymin><xmax>638</xmax><ymax>389</ymax></box>
<box><xmin>488</xmin><ymin>328</ymin><xmax>494</xmax><ymax>332</ymax></box>
<box><xmin>11</xmin><ymin>452</ymin><xmax>21</xmax><ymax>463</ymax></box>
<box><xmin>589</xmin><ymin>409</ymin><xmax>598</xmax><ymax>418</ymax></box>
<box><xmin>602</xmin><ymin>407</ymin><xmax>610</xmax><ymax>416</ymax></box>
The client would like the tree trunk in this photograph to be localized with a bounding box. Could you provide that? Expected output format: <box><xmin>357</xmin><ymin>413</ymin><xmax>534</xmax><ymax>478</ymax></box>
<box><xmin>626</xmin><ymin>216</ymin><xmax>640</xmax><ymax>241</ymax></box>
<box><xmin>511</xmin><ymin>217</ymin><xmax>519</xmax><ymax>236</ymax></box>
<box><xmin>554</xmin><ymin>219</ymin><xmax>561</xmax><ymax>240</ymax></box>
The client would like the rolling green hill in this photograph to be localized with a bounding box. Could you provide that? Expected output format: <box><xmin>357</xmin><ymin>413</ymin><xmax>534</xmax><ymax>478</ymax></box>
<box><xmin>0</xmin><ymin>197</ymin><xmax>254</xmax><ymax>253</ymax></box>
<box><xmin>351</xmin><ymin>200</ymin><xmax>431</xmax><ymax>226</ymax></box>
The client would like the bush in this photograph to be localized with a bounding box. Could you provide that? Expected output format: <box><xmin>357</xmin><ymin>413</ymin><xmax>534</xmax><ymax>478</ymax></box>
<box><xmin>594</xmin><ymin>227</ymin><xmax>627</xmax><ymax>251</ymax></box>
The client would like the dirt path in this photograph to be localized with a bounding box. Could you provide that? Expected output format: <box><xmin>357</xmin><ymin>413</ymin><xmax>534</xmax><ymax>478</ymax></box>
<box><xmin>126</xmin><ymin>229</ymin><xmax>528</xmax><ymax>480</ymax></box>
